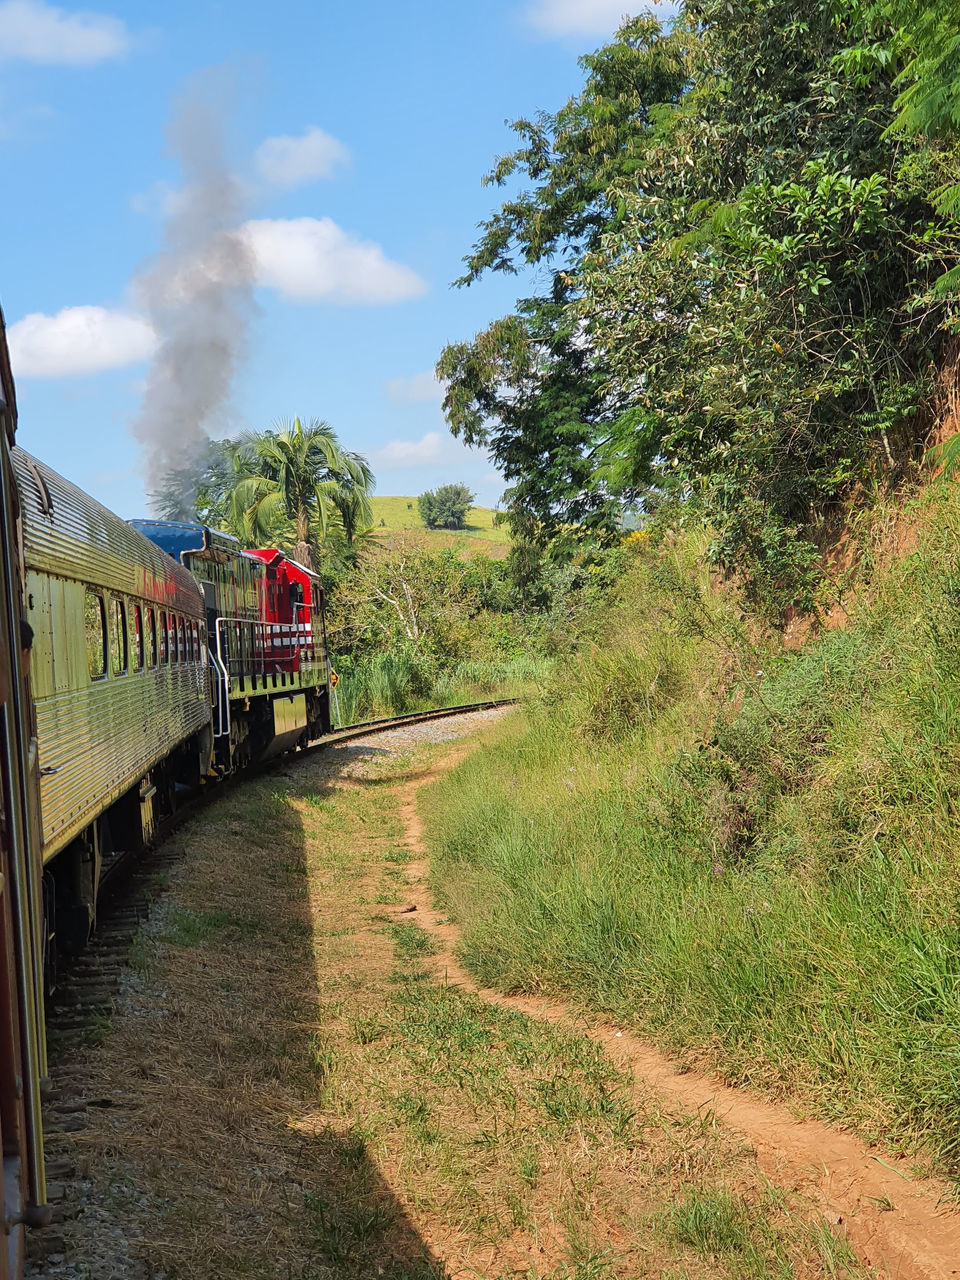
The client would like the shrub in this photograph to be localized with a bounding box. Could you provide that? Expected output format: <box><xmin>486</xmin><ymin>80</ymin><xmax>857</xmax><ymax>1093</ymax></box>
<box><xmin>418</xmin><ymin>484</ymin><xmax>475</xmax><ymax>529</ymax></box>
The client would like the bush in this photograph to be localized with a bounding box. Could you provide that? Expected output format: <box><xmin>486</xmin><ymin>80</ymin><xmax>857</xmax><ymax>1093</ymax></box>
<box><xmin>418</xmin><ymin>484</ymin><xmax>474</xmax><ymax>529</ymax></box>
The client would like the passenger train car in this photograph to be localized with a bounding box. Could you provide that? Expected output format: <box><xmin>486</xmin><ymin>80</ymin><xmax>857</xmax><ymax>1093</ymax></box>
<box><xmin>16</xmin><ymin>452</ymin><xmax>212</xmax><ymax>955</ymax></box>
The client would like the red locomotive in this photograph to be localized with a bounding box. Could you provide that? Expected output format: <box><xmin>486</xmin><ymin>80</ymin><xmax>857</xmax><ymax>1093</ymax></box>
<box><xmin>128</xmin><ymin>524</ymin><xmax>334</xmax><ymax>768</ymax></box>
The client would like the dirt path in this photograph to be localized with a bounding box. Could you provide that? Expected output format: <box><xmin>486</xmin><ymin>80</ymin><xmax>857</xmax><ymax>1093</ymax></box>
<box><xmin>398</xmin><ymin>747</ymin><xmax>960</xmax><ymax>1280</ymax></box>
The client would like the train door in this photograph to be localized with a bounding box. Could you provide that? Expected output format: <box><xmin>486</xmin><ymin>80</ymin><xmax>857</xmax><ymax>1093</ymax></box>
<box><xmin>199</xmin><ymin>580</ymin><xmax>228</xmax><ymax>742</ymax></box>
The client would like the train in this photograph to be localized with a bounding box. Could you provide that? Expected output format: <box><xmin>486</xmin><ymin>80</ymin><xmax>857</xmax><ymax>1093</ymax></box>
<box><xmin>0</xmin><ymin>304</ymin><xmax>337</xmax><ymax>1270</ymax></box>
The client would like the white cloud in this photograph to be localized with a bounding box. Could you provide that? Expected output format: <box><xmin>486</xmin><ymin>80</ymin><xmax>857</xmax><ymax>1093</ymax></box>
<box><xmin>242</xmin><ymin>217</ymin><xmax>427</xmax><ymax>305</ymax></box>
<box><xmin>254</xmin><ymin>126</ymin><xmax>349</xmax><ymax>189</ymax></box>
<box><xmin>0</xmin><ymin>0</ymin><xmax>129</xmax><ymax>64</ymax></box>
<box><xmin>525</xmin><ymin>0</ymin><xmax>678</xmax><ymax>37</ymax></box>
<box><xmin>8</xmin><ymin>306</ymin><xmax>156</xmax><ymax>377</ymax></box>
<box><xmin>374</xmin><ymin>431</ymin><xmax>475</xmax><ymax>468</ymax></box>
<box><xmin>385</xmin><ymin>370</ymin><xmax>446</xmax><ymax>404</ymax></box>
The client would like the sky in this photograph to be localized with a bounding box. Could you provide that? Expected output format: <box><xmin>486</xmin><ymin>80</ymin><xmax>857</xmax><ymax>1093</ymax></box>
<box><xmin>0</xmin><ymin>0</ymin><xmax>672</xmax><ymax>517</ymax></box>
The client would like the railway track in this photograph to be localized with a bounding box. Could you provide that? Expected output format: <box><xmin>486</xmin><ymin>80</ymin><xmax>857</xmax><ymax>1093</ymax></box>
<box><xmin>314</xmin><ymin>696</ymin><xmax>518</xmax><ymax>746</ymax></box>
<box><xmin>29</xmin><ymin>698</ymin><xmax>515</xmax><ymax>1268</ymax></box>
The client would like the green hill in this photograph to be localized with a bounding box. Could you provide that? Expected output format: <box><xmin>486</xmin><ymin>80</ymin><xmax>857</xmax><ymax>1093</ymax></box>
<box><xmin>369</xmin><ymin>496</ymin><xmax>510</xmax><ymax>548</ymax></box>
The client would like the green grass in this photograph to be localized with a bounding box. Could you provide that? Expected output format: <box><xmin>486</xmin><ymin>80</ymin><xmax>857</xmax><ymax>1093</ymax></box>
<box><xmin>163</xmin><ymin>908</ymin><xmax>239</xmax><ymax>946</ymax></box>
<box><xmin>383</xmin><ymin>921</ymin><xmax>440</xmax><ymax>958</ymax></box>
<box><xmin>424</xmin><ymin>487</ymin><xmax>960</xmax><ymax>1175</ymax></box>
<box><xmin>331</xmin><ymin>646</ymin><xmax>548</xmax><ymax>724</ymax></box>
<box><xmin>370</xmin><ymin>495</ymin><xmax>510</xmax><ymax>546</ymax></box>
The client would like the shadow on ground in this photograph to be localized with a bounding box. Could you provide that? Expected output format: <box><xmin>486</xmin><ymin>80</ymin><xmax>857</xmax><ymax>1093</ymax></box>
<box><xmin>40</xmin><ymin>741</ymin><xmax>450</xmax><ymax>1280</ymax></box>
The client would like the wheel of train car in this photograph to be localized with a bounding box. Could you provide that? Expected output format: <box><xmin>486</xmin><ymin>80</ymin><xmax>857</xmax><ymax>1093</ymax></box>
<box><xmin>53</xmin><ymin>811</ymin><xmax>110</xmax><ymax>956</ymax></box>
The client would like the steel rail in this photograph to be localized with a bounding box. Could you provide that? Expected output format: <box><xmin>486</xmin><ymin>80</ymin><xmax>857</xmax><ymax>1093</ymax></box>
<box><xmin>309</xmin><ymin>697</ymin><xmax>518</xmax><ymax>750</ymax></box>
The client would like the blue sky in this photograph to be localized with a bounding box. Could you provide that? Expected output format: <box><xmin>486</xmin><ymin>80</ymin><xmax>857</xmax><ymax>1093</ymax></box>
<box><xmin>0</xmin><ymin>0</ymin><xmax>670</xmax><ymax>517</ymax></box>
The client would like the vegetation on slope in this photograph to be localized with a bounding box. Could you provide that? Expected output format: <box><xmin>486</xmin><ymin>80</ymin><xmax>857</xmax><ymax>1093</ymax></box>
<box><xmin>421</xmin><ymin>0</ymin><xmax>960</xmax><ymax>1172</ymax></box>
<box><xmin>325</xmin><ymin>534</ymin><xmax>626</xmax><ymax>723</ymax></box>
<box><xmin>425</xmin><ymin>487</ymin><xmax>960</xmax><ymax>1172</ymax></box>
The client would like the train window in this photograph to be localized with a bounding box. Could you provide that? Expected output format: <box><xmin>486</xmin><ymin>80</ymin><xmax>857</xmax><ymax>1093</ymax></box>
<box><xmin>84</xmin><ymin>591</ymin><xmax>106</xmax><ymax>680</ymax></box>
<box><xmin>191</xmin><ymin>621</ymin><xmax>200</xmax><ymax>661</ymax></box>
<box><xmin>132</xmin><ymin>604</ymin><xmax>144</xmax><ymax>671</ymax></box>
<box><xmin>177</xmin><ymin>617</ymin><xmax>186</xmax><ymax>663</ymax></box>
<box><xmin>111</xmin><ymin>598</ymin><xmax>128</xmax><ymax>675</ymax></box>
<box><xmin>159</xmin><ymin>611</ymin><xmax>168</xmax><ymax>665</ymax></box>
<box><xmin>147</xmin><ymin>608</ymin><xmax>157</xmax><ymax>668</ymax></box>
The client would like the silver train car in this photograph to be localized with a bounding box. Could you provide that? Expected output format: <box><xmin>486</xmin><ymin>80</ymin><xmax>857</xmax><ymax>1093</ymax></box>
<box><xmin>16</xmin><ymin>449</ymin><xmax>211</xmax><ymax>954</ymax></box>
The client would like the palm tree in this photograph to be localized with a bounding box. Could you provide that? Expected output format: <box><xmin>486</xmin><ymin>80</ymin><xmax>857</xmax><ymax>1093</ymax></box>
<box><xmin>228</xmin><ymin>417</ymin><xmax>374</xmax><ymax>568</ymax></box>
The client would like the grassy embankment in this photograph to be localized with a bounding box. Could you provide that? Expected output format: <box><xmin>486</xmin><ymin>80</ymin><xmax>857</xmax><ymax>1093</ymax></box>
<box><xmin>425</xmin><ymin>487</ymin><xmax>960</xmax><ymax>1174</ymax></box>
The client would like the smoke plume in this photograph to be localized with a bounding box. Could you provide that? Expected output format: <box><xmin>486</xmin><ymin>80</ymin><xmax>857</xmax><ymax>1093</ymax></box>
<box><xmin>132</xmin><ymin>75</ymin><xmax>255</xmax><ymax>512</ymax></box>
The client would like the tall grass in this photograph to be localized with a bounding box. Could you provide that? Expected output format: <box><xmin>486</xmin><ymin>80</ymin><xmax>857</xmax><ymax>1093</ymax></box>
<box><xmin>332</xmin><ymin>648</ymin><xmax>550</xmax><ymax>724</ymax></box>
<box><xmin>424</xmin><ymin>491</ymin><xmax>960</xmax><ymax>1171</ymax></box>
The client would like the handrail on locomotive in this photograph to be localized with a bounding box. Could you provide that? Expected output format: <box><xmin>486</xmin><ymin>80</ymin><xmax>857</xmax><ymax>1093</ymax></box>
<box><xmin>212</xmin><ymin>603</ymin><xmax>321</xmax><ymax>738</ymax></box>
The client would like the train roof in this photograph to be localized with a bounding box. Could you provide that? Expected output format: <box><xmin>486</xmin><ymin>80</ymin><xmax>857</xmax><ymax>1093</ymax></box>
<box><xmin>15</xmin><ymin>450</ymin><xmax>204</xmax><ymax>612</ymax></box>
<box><xmin>128</xmin><ymin>519</ymin><xmax>243</xmax><ymax>567</ymax></box>
<box><xmin>245</xmin><ymin>547</ymin><xmax>321</xmax><ymax>582</ymax></box>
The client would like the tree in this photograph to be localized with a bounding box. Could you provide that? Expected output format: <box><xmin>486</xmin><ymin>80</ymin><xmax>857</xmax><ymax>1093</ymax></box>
<box><xmin>152</xmin><ymin>419</ymin><xmax>375</xmax><ymax>568</ymax></box>
<box><xmin>881</xmin><ymin>0</ymin><xmax>960</xmax><ymax>285</ymax></box>
<box><xmin>149</xmin><ymin>438</ymin><xmax>257</xmax><ymax>540</ymax></box>
<box><xmin>437</xmin><ymin>16</ymin><xmax>687</xmax><ymax>554</ymax></box>
<box><xmin>443</xmin><ymin>2</ymin><xmax>960</xmax><ymax>613</ymax></box>
<box><xmin>325</xmin><ymin>533</ymin><xmax>490</xmax><ymax>659</ymax></box>
<box><xmin>226</xmin><ymin>417</ymin><xmax>374</xmax><ymax>569</ymax></box>
<box><xmin>577</xmin><ymin>0</ymin><xmax>960</xmax><ymax>610</ymax></box>
<box><xmin>418</xmin><ymin>484</ymin><xmax>475</xmax><ymax>529</ymax></box>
